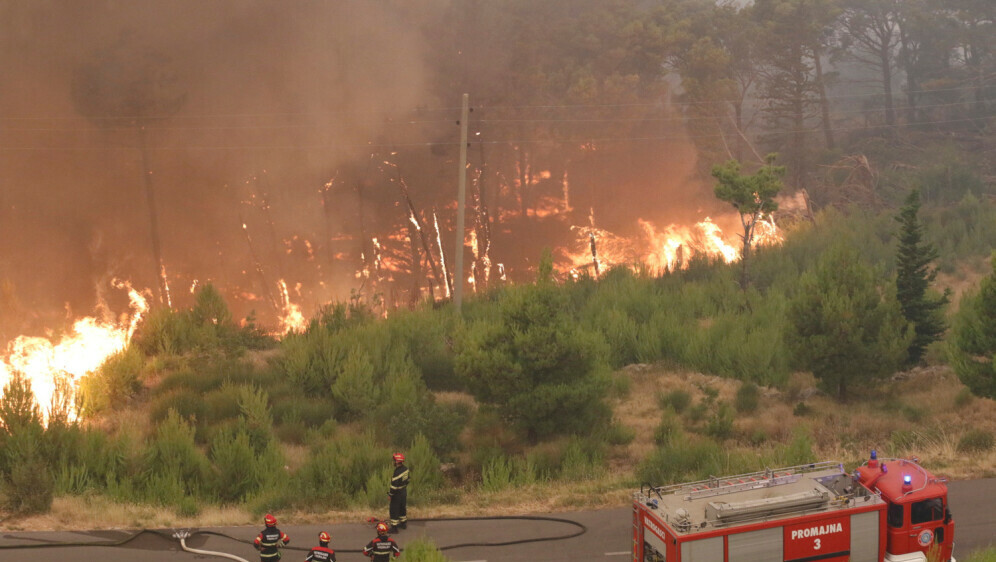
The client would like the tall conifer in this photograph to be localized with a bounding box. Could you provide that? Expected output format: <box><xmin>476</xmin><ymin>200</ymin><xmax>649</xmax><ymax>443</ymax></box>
<box><xmin>895</xmin><ymin>190</ymin><xmax>949</xmax><ymax>364</ymax></box>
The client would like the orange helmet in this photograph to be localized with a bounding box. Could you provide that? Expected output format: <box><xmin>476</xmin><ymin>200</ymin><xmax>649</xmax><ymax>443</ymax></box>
<box><xmin>264</xmin><ymin>514</ymin><xmax>277</xmax><ymax>527</ymax></box>
<box><xmin>318</xmin><ymin>531</ymin><xmax>330</xmax><ymax>544</ymax></box>
<box><xmin>393</xmin><ymin>452</ymin><xmax>405</xmax><ymax>463</ymax></box>
<box><xmin>376</xmin><ymin>522</ymin><xmax>389</xmax><ymax>535</ymax></box>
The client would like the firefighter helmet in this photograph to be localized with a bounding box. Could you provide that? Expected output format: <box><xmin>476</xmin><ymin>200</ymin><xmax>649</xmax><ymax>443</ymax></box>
<box><xmin>264</xmin><ymin>513</ymin><xmax>277</xmax><ymax>527</ymax></box>
<box><xmin>393</xmin><ymin>452</ymin><xmax>405</xmax><ymax>463</ymax></box>
<box><xmin>376</xmin><ymin>522</ymin><xmax>389</xmax><ymax>535</ymax></box>
<box><xmin>319</xmin><ymin>531</ymin><xmax>331</xmax><ymax>544</ymax></box>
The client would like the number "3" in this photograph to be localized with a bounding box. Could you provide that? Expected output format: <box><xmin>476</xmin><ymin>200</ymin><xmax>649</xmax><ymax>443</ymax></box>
<box><xmin>814</xmin><ymin>538</ymin><xmax>822</xmax><ymax>550</ymax></box>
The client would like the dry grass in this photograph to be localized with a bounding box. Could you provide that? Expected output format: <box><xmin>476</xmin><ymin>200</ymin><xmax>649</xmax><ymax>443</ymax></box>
<box><xmin>7</xmin><ymin>364</ymin><xmax>995</xmax><ymax>532</ymax></box>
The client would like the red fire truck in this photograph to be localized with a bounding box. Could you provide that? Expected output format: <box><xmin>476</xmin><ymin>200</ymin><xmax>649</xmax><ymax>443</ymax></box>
<box><xmin>633</xmin><ymin>452</ymin><xmax>955</xmax><ymax>562</ymax></box>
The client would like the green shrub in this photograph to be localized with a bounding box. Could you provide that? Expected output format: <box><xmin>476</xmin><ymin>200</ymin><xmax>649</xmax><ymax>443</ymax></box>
<box><xmin>78</xmin><ymin>346</ymin><xmax>145</xmax><ymax>415</ymax></box>
<box><xmin>175</xmin><ymin>495</ymin><xmax>201</xmax><ymax>517</ymax></box>
<box><xmin>705</xmin><ymin>404</ymin><xmax>735</xmax><ymax>440</ymax></box>
<box><xmin>654</xmin><ymin>412</ymin><xmax>682</xmax><ymax>446</ymax></box>
<box><xmin>422</xmin><ymin>401</ymin><xmax>472</xmax><ymax>458</ymax></box>
<box><xmin>601</xmin><ymin>422</ymin><xmax>636</xmax><ymax>446</ymax></box>
<box><xmin>637</xmin><ymin>438</ymin><xmax>725</xmax><ymax>484</ymax></box>
<box><xmin>780</xmin><ymin>426</ymin><xmax>815</xmax><ymax>465</ymax></box>
<box><xmin>210</xmin><ymin>427</ymin><xmax>278</xmax><ymax>503</ymax></box>
<box><xmin>480</xmin><ymin>454</ymin><xmax>514</xmax><ymax>493</ymax></box>
<box><xmin>735</xmin><ymin>382</ymin><xmax>760</xmax><ymax>414</ymax></box>
<box><xmin>2</xmin><ymin>430</ymin><xmax>53</xmax><ymax>514</ymax></box>
<box><xmin>559</xmin><ymin>438</ymin><xmax>604</xmax><ymax>481</ymax></box>
<box><xmin>0</xmin><ymin>371</ymin><xmax>42</xmax><ymax>436</ymax></box>
<box><xmin>658</xmin><ymin>389</ymin><xmax>691</xmax><ymax>413</ymax></box>
<box><xmin>140</xmin><ymin>409</ymin><xmax>210</xmax><ymax>502</ymax></box>
<box><xmin>957</xmin><ymin>429</ymin><xmax>995</xmax><ymax>453</ymax></box>
<box><xmin>399</xmin><ymin>537</ymin><xmax>452</xmax><ymax>562</ymax></box>
<box><xmin>407</xmin><ymin>433</ymin><xmax>444</xmax><ymax>500</ymax></box>
<box><xmin>293</xmin><ymin>433</ymin><xmax>389</xmax><ymax>508</ymax></box>
<box><xmin>793</xmin><ymin>402</ymin><xmax>812</xmax><ymax>417</ymax></box>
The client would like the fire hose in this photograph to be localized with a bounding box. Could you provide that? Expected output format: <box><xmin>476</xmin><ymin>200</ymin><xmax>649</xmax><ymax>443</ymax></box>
<box><xmin>0</xmin><ymin>515</ymin><xmax>588</xmax><ymax>555</ymax></box>
<box><xmin>175</xmin><ymin>530</ymin><xmax>249</xmax><ymax>562</ymax></box>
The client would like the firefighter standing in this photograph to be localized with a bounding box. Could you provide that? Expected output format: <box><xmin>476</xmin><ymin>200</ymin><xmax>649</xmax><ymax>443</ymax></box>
<box><xmin>388</xmin><ymin>452</ymin><xmax>409</xmax><ymax>532</ymax></box>
<box><xmin>254</xmin><ymin>514</ymin><xmax>290</xmax><ymax>562</ymax></box>
<box><xmin>363</xmin><ymin>522</ymin><xmax>401</xmax><ymax>560</ymax></box>
<box><xmin>305</xmin><ymin>531</ymin><xmax>336</xmax><ymax>562</ymax></box>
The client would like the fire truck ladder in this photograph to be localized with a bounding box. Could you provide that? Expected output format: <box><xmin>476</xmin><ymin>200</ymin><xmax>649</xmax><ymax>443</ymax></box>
<box><xmin>650</xmin><ymin>461</ymin><xmax>842</xmax><ymax>501</ymax></box>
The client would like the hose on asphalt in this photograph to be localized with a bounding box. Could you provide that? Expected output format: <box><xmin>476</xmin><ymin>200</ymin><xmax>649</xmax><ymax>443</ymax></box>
<box><xmin>0</xmin><ymin>514</ymin><xmax>589</xmax><ymax>555</ymax></box>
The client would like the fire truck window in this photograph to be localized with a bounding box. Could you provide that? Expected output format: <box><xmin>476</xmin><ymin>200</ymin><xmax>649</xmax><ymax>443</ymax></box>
<box><xmin>911</xmin><ymin>498</ymin><xmax>943</xmax><ymax>525</ymax></box>
<box><xmin>888</xmin><ymin>504</ymin><xmax>904</xmax><ymax>528</ymax></box>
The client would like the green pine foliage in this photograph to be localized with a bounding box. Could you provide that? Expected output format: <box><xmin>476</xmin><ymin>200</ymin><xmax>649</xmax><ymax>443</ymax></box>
<box><xmin>948</xmin><ymin>256</ymin><xmax>996</xmax><ymax>398</ymax></box>
<box><xmin>895</xmin><ymin>190</ymin><xmax>950</xmax><ymax>364</ymax></box>
<box><xmin>455</xmin><ymin>283</ymin><xmax>612</xmax><ymax>441</ymax></box>
<box><xmin>785</xmin><ymin>240</ymin><xmax>912</xmax><ymax>400</ymax></box>
<box><xmin>133</xmin><ymin>283</ymin><xmax>272</xmax><ymax>356</ymax></box>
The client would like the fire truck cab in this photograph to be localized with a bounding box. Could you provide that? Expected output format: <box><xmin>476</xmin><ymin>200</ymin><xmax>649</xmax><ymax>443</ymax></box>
<box><xmin>855</xmin><ymin>451</ymin><xmax>955</xmax><ymax>562</ymax></box>
<box><xmin>633</xmin><ymin>455</ymin><xmax>955</xmax><ymax>562</ymax></box>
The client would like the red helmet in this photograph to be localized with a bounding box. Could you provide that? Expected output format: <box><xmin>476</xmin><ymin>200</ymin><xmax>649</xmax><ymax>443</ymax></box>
<box><xmin>264</xmin><ymin>514</ymin><xmax>277</xmax><ymax>527</ymax></box>
<box><xmin>393</xmin><ymin>452</ymin><xmax>405</xmax><ymax>463</ymax></box>
<box><xmin>376</xmin><ymin>522</ymin><xmax>389</xmax><ymax>535</ymax></box>
<box><xmin>318</xmin><ymin>531</ymin><xmax>331</xmax><ymax>544</ymax></box>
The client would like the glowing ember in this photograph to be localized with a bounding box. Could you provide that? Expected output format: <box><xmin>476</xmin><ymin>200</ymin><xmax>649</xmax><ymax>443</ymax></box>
<box><xmin>277</xmin><ymin>279</ymin><xmax>307</xmax><ymax>335</ymax></box>
<box><xmin>0</xmin><ymin>281</ymin><xmax>148</xmax><ymax>424</ymax></box>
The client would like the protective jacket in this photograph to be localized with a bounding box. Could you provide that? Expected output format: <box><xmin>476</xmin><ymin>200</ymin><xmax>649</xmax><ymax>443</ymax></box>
<box><xmin>305</xmin><ymin>545</ymin><xmax>336</xmax><ymax>562</ymax></box>
<box><xmin>253</xmin><ymin>526</ymin><xmax>290</xmax><ymax>560</ymax></box>
<box><xmin>363</xmin><ymin>534</ymin><xmax>401</xmax><ymax>560</ymax></box>
<box><xmin>389</xmin><ymin>462</ymin><xmax>410</xmax><ymax>528</ymax></box>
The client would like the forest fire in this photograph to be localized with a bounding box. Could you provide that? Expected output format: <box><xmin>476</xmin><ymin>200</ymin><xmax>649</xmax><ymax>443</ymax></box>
<box><xmin>564</xmin><ymin>214</ymin><xmax>783</xmax><ymax>276</ymax></box>
<box><xmin>0</xmin><ymin>282</ymin><xmax>148</xmax><ymax>424</ymax></box>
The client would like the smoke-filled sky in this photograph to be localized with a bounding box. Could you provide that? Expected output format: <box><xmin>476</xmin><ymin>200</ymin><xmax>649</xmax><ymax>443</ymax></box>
<box><xmin>0</xmin><ymin>0</ymin><xmax>724</xmax><ymax>337</ymax></box>
<box><xmin>0</xmin><ymin>0</ymin><xmax>445</xmax><ymax>332</ymax></box>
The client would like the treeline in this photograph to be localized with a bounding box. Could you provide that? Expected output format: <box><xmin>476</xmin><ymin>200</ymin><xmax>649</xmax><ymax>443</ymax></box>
<box><xmin>420</xmin><ymin>0</ymin><xmax>995</xmax><ymax>188</ymax></box>
<box><xmin>3</xmin><ymin>189</ymin><xmax>996</xmax><ymax>516</ymax></box>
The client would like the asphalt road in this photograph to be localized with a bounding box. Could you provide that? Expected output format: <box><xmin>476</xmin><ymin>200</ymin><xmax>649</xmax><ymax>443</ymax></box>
<box><xmin>1</xmin><ymin>479</ymin><xmax>992</xmax><ymax>562</ymax></box>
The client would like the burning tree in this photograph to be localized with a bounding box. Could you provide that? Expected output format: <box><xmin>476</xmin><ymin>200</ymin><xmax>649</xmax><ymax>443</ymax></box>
<box><xmin>70</xmin><ymin>37</ymin><xmax>187</xmax><ymax>305</ymax></box>
<box><xmin>711</xmin><ymin>155</ymin><xmax>785</xmax><ymax>289</ymax></box>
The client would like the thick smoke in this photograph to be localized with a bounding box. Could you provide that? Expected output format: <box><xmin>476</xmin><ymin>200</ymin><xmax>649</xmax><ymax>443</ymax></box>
<box><xmin>0</xmin><ymin>1</ymin><xmax>438</xmax><ymax>336</ymax></box>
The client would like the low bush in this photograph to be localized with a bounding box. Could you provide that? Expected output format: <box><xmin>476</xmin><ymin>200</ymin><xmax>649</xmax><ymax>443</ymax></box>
<box><xmin>400</xmin><ymin>537</ymin><xmax>451</xmax><ymax>562</ymax></box>
<box><xmin>735</xmin><ymin>382</ymin><xmax>760</xmax><ymax>414</ymax></box>
<box><xmin>957</xmin><ymin>429</ymin><xmax>995</xmax><ymax>453</ymax></box>
<box><xmin>2</xmin><ymin>430</ymin><xmax>54</xmax><ymax>514</ymax></box>
<box><xmin>637</xmin><ymin>438</ymin><xmax>725</xmax><ymax>484</ymax></box>
<box><xmin>658</xmin><ymin>389</ymin><xmax>691</xmax><ymax>413</ymax></box>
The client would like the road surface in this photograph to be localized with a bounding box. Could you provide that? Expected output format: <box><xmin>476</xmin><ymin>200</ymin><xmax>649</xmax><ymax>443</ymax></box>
<box><xmin>1</xmin><ymin>479</ymin><xmax>992</xmax><ymax>561</ymax></box>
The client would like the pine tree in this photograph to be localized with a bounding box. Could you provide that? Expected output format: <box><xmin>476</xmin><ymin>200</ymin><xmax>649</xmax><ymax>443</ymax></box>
<box><xmin>785</xmin><ymin>241</ymin><xmax>911</xmax><ymax>401</ymax></box>
<box><xmin>948</xmin><ymin>254</ymin><xmax>996</xmax><ymax>399</ymax></box>
<box><xmin>894</xmin><ymin>190</ymin><xmax>950</xmax><ymax>364</ymax></box>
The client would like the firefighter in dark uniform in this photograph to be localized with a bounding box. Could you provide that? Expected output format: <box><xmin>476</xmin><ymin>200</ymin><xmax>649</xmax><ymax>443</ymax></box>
<box><xmin>305</xmin><ymin>531</ymin><xmax>336</xmax><ymax>562</ymax></box>
<box><xmin>363</xmin><ymin>522</ymin><xmax>401</xmax><ymax>560</ymax></box>
<box><xmin>253</xmin><ymin>513</ymin><xmax>290</xmax><ymax>561</ymax></box>
<box><xmin>388</xmin><ymin>452</ymin><xmax>410</xmax><ymax>532</ymax></box>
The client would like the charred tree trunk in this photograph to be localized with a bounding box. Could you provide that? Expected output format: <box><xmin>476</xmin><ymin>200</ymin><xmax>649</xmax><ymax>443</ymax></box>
<box><xmin>812</xmin><ymin>48</ymin><xmax>835</xmax><ymax>150</ymax></box>
<box><xmin>138</xmin><ymin>127</ymin><xmax>168</xmax><ymax>305</ymax></box>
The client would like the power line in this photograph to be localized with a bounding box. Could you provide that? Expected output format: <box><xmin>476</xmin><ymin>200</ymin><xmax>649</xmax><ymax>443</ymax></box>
<box><xmin>0</xmin><ymin>116</ymin><xmax>985</xmax><ymax>152</ymax></box>
<box><xmin>0</xmin><ymin>84</ymin><xmax>987</xmax><ymax>123</ymax></box>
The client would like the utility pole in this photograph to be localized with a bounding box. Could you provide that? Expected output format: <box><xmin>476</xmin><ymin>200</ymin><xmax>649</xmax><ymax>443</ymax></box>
<box><xmin>454</xmin><ymin>93</ymin><xmax>469</xmax><ymax>312</ymax></box>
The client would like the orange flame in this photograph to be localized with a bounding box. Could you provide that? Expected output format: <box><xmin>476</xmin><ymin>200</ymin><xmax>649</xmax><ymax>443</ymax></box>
<box><xmin>276</xmin><ymin>279</ymin><xmax>307</xmax><ymax>335</ymax></box>
<box><xmin>565</xmin><ymin>214</ymin><xmax>782</xmax><ymax>276</ymax></box>
<box><xmin>0</xmin><ymin>281</ymin><xmax>148</xmax><ymax>424</ymax></box>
